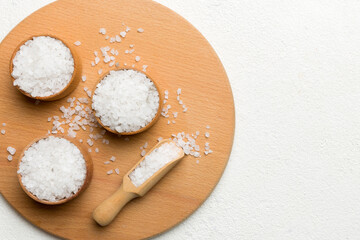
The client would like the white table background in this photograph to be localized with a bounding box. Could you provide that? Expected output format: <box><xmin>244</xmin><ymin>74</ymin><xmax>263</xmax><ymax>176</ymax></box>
<box><xmin>2</xmin><ymin>0</ymin><xmax>360</xmax><ymax>239</ymax></box>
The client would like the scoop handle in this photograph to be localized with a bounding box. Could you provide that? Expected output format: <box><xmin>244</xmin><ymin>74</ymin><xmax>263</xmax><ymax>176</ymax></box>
<box><xmin>92</xmin><ymin>184</ymin><xmax>137</xmax><ymax>226</ymax></box>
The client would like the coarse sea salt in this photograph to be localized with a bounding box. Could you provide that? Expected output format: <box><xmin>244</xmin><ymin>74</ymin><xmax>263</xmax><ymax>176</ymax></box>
<box><xmin>7</xmin><ymin>146</ymin><xmax>16</xmax><ymax>155</ymax></box>
<box><xmin>12</xmin><ymin>36</ymin><xmax>74</xmax><ymax>97</ymax></box>
<box><xmin>92</xmin><ymin>70</ymin><xmax>159</xmax><ymax>133</ymax></box>
<box><xmin>17</xmin><ymin>136</ymin><xmax>86</xmax><ymax>202</ymax></box>
<box><xmin>129</xmin><ymin>141</ymin><xmax>182</xmax><ymax>187</ymax></box>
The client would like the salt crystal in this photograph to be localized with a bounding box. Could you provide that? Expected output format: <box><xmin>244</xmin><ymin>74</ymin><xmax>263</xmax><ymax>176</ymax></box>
<box><xmin>110</xmin><ymin>156</ymin><xmax>116</xmax><ymax>162</ymax></box>
<box><xmin>143</xmin><ymin>142</ymin><xmax>148</xmax><ymax>149</ymax></box>
<box><xmin>135</xmin><ymin>56</ymin><xmax>141</xmax><ymax>62</ymax></box>
<box><xmin>87</xmin><ymin>139</ymin><xmax>94</xmax><ymax>146</ymax></box>
<box><xmin>95</xmin><ymin>148</ymin><xmax>99</xmax><ymax>153</ymax></box>
<box><xmin>157</xmin><ymin>137</ymin><xmax>163</xmax><ymax>142</ymax></box>
<box><xmin>2</xmin><ymin>123</ymin><xmax>5</xmax><ymax>127</ymax></box>
<box><xmin>74</xmin><ymin>41</ymin><xmax>81</xmax><ymax>46</ymax></box>
<box><xmin>115</xmin><ymin>35</ymin><xmax>121</xmax><ymax>42</ymax></box>
<box><xmin>7</xmin><ymin>146</ymin><xmax>16</xmax><ymax>155</ymax></box>
<box><xmin>82</xmin><ymin>75</ymin><xmax>86</xmax><ymax>82</ymax></box>
<box><xmin>130</xmin><ymin>44</ymin><xmax>134</xmax><ymax>48</ymax></box>
<box><xmin>104</xmin><ymin>161</ymin><xmax>110</xmax><ymax>165</ymax></box>
<box><xmin>99</xmin><ymin>28</ymin><xmax>106</xmax><ymax>34</ymax></box>
<box><xmin>115</xmin><ymin>168</ymin><xmax>120</xmax><ymax>174</ymax></box>
<box><xmin>206</xmin><ymin>125</ymin><xmax>210</xmax><ymax>129</ymax></box>
<box><xmin>142</xmin><ymin>65</ymin><xmax>148</xmax><ymax>72</ymax></box>
<box><xmin>95</xmin><ymin>57</ymin><xmax>100</xmax><ymax>64</ymax></box>
<box><xmin>107</xmin><ymin>170</ymin><xmax>113</xmax><ymax>175</ymax></box>
<box><xmin>98</xmin><ymin>69</ymin><xmax>103</xmax><ymax>75</ymax></box>
<box><xmin>126</xmin><ymin>26</ymin><xmax>131</xmax><ymax>32</ymax></box>
<box><xmin>120</xmin><ymin>31</ymin><xmax>126</xmax><ymax>38</ymax></box>
<box><xmin>177</xmin><ymin>88</ymin><xmax>181</xmax><ymax>95</ymax></box>
<box><xmin>7</xmin><ymin>155</ymin><xmax>13</xmax><ymax>161</ymax></box>
<box><xmin>1</xmin><ymin>129</ymin><xmax>5</xmax><ymax>135</ymax></box>
<box><xmin>137</xmin><ymin>28</ymin><xmax>144</xmax><ymax>33</ymax></box>
<box><xmin>141</xmin><ymin>150</ymin><xmax>146</xmax><ymax>157</ymax></box>
<box><xmin>205</xmin><ymin>132</ymin><xmax>210</xmax><ymax>138</ymax></box>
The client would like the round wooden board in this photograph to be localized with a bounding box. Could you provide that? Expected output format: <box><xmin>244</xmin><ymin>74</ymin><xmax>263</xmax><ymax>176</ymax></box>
<box><xmin>0</xmin><ymin>0</ymin><xmax>235</xmax><ymax>239</ymax></box>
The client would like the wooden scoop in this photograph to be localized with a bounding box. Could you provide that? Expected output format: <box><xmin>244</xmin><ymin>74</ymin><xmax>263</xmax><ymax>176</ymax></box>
<box><xmin>92</xmin><ymin>139</ymin><xmax>185</xmax><ymax>226</ymax></box>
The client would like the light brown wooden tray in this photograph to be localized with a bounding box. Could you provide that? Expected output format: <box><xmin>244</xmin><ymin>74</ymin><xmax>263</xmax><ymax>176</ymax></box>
<box><xmin>0</xmin><ymin>0</ymin><xmax>235</xmax><ymax>239</ymax></box>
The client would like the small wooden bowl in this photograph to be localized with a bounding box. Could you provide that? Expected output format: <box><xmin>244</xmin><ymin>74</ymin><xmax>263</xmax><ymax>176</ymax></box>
<box><xmin>91</xmin><ymin>68</ymin><xmax>162</xmax><ymax>135</ymax></box>
<box><xmin>9</xmin><ymin>35</ymin><xmax>81</xmax><ymax>101</ymax></box>
<box><xmin>17</xmin><ymin>135</ymin><xmax>93</xmax><ymax>205</ymax></box>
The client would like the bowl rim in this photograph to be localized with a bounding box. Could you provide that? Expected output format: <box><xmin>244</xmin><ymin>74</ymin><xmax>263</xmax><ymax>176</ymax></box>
<box><xmin>17</xmin><ymin>135</ymin><xmax>93</xmax><ymax>205</ymax></box>
<box><xmin>9</xmin><ymin>34</ymin><xmax>80</xmax><ymax>101</ymax></box>
<box><xmin>91</xmin><ymin>68</ymin><xmax>163</xmax><ymax>135</ymax></box>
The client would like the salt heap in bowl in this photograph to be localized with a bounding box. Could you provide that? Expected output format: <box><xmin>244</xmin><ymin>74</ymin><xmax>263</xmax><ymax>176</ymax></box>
<box><xmin>92</xmin><ymin>69</ymin><xmax>160</xmax><ymax>134</ymax></box>
<box><xmin>11</xmin><ymin>36</ymin><xmax>75</xmax><ymax>98</ymax></box>
<box><xmin>17</xmin><ymin>136</ymin><xmax>88</xmax><ymax>203</ymax></box>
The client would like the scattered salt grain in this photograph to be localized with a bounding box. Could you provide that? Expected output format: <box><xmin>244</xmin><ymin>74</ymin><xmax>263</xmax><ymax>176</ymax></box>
<box><xmin>74</xmin><ymin>41</ymin><xmax>81</xmax><ymax>46</ymax></box>
<box><xmin>82</xmin><ymin>75</ymin><xmax>86</xmax><ymax>82</ymax></box>
<box><xmin>87</xmin><ymin>139</ymin><xmax>94</xmax><ymax>146</ymax></box>
<box><xmin>126</xmin><ymin>26</ymin><xmax>131</xmax><ymax>32</ymax></box>
<box><xmin>114</xmin><ymin>35</ymin><xmax>121</xmax><ymax>43</ymax></box>
<box><xmin>157</xmin><ymin>137</ymin><xmax>163</xmax><ymax>142</ymax></box>
<box><xmin>7</xmin><ymin>146</ymin><xmax>16</xmax><ymax>155</ymax></box>
<box><xmin>17</xmin><ymin>136</ymin><xmax>86</xmax><ymax>202</ymax></box>
<box><xmin>120</xmin><ymin>31</ymin><xmax>126</xmax><ymax>38</ymax></box>
<box><xmin>137</xmin><ymin>28</ymin><xmax>144</xmax><ymax>33</ymax></box>
<box><xmin>79</xmin><ymin>139</ymin><xmax>83</xmax><ymax>143</ymax></box>
<box><xmin>1</xmin><ymin>129</ymin><xmax>5</xmax><ymax>135</ymax></box>
<box><xmin>142</xmin><ymin>65</ymin><xmax>148</xmax><ymax>72</ymax></box>
<box><xmin>205</xmin><ymin>132</ymin><xmax>210</xmax><ymax>138</ymax></box>
<box><xmin>2</xmin><ymin>123</ymin><xmax>5</xmax><ymax>126</ymax></box>
<box><xmin>92</xmin><ymin>70</ymin><xmax>159</xmax><ymax>133</ymax></box>
<box><xmin>98</xmin><ymin>69</ymin><xmax>103</xmax><ymax>75</ymax></box>
<box><xmin>107</xmin><ymin>170</ymin><xmax>113</xmax><ymax>175</ymax></box>
<box><xmin>110</xmin><ymin>156</ymin><xmax>116</xmax><ymax>162</ymax></box>
<box><xmin>141</xmin><ymin>150</ymin><xmax>146</xmax><ymax>157</ymax></box>
<box><xmin>88</xmin><ymin>148</ymin><xmax>92</xmax><ymax>152</ymax></box>
<box><xmin>177</xmin><ymin>88</ymin><xmax>181</xmax><ymax>95</ymax></box>
<box><xmin>12</xmin><ymin>36</ymin><xmax>74</xmax><ymax>97</ymax></box>
<box><xmin>95</xmin><ymin>148</ymin><xmax>99</xmax><ymax>153</ymax></box>
<box><xmin>129</xmin><ymin>141</ymin><xmax>182</xmax><ymax>187</ymax></box>
<box><xmin>99</xmin><ymin>28</ymin><xmax>106</xmax><ymax>35</ymax></box>
<box><xmin>206</xmin><ymin>125</ymin><xmax>210</xmax><ymax>129</ymax></box>
<box><xmin>135</xmin><ymin>56</ymin><xmax>141</xmax><ymax>62</ymax></box>
<box><xmin>115</xmin><ymin>168</ymin><xmax>120</xmax><ymax>175</ymax></box>
<box><xmin>104</xmin><ymin>161</ymin><xmax>110</xmax><ymax>165</ymax></box>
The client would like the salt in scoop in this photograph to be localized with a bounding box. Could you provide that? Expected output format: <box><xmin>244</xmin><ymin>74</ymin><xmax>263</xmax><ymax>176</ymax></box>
<box><xmin>92</xmin><ymin>139</ymin><xmax>184</xmax><ymax>226</ymax></box>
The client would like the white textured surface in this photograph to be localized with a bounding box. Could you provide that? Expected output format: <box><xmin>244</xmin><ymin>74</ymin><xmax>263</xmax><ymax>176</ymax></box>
<box><xmin>2</xmin><ymin>0</ymin><xmax>360</xmax><ymax>239</ymax></box>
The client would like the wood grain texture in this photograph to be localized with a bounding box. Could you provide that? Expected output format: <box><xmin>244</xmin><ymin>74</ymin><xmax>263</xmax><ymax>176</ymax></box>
<box><xmin>0</xmin><ymin>0</ymin><xmax>235</xmax><ymax>239</ymax></box>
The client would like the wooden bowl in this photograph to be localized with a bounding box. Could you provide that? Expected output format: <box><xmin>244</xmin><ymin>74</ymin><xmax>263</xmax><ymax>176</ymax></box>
<box><xmin>91</xmin><ymin>68</ymin><xmax>162</xmax><ymax>135</ymax></box>
<box><xmin>9</xmin><ymin>35</ymin><xmax>81</xmax><ymax>101</ymax></box>
<box><xmin>17</xmin><ymin>135</ymin><xmax>93</xmax><ymax>205</ymax></box>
